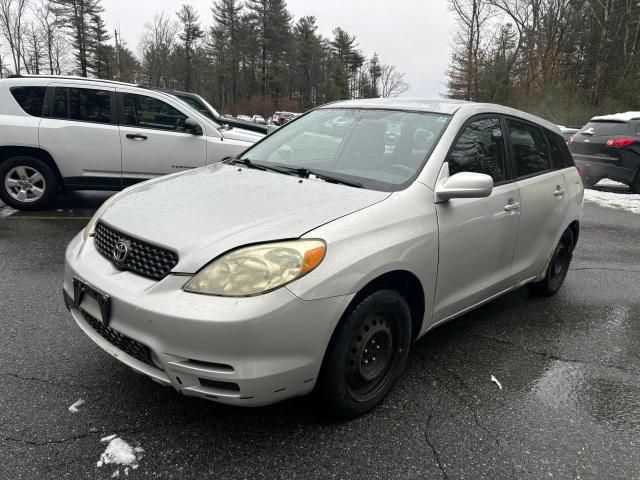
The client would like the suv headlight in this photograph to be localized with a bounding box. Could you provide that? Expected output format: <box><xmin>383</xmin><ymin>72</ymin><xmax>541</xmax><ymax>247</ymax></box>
<box><xmin>183</xmin><ymin>240</ymin><xmax>326</xmax><ymax>297</ymax></box>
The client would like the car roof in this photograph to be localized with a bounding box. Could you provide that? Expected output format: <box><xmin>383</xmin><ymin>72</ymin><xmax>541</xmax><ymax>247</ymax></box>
<box><xmin>322</xmin><ymin>98</ymin><xmax>560</xmax><ymax>133</ymax></box>
<box><xmin>2</xmin><ymin>74</ymin><xmax>140</xmax><ymax>89</ymax></box>
<box><xmin>590</xmin><ymin>111</ymin><xmax>640</xmax><ymax>122</ymax></box>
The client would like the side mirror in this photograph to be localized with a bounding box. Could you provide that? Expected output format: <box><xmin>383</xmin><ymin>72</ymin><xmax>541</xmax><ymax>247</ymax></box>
<box><xmin>184</xmin><ymin>117</ymin><xmax>203</xmax><ymax>136</ymax></box>
<box><xmin>435</xmin><ymin>172</ymin><xmax>494</xmax><ymax>202</ymax></box>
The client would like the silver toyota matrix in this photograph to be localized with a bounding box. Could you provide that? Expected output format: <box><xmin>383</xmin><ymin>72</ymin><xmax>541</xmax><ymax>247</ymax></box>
<box><xmin>64</xmin><ymin>99</ymin><xmax>584</xmax><ymax>418</ymax></box>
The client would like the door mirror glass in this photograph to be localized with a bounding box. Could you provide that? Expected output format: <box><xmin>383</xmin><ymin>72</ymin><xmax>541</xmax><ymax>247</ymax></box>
<box><xmin>184</xmin><ymin>117</ymin><xmax>203</xmax><ymax>135</ymax></box>
<box><xmin>435</xmin><ymin>171</ymin><xmax>493</xmax><ymax>201</ymax></box>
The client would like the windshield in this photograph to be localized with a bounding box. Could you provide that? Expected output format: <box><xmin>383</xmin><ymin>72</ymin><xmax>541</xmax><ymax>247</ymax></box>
<box><xmin>175</xmin><ymin>94</ymin><xmax>221</xmax><ymax>121</ymax></box>
<box><xmin>241</xmin><ymin>108</ymin><xmax>450</xmax><ymax>190</ymax></box>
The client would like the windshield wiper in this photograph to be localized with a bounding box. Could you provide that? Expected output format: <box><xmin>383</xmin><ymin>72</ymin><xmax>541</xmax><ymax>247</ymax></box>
<box><xmin>275</xmin><ymin>166</ymin><xmax>363</xmax><ymax>188</ymax></box>
<box><xmin>231</xmin><ymin>158</ymin><xmax>301</xmax><ymax>176</ymax></box>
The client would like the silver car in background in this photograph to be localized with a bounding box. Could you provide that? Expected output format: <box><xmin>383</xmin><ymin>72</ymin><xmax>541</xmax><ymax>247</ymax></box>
<box><xmin>64</xmin><ymin>99</ymin><xmax>583</xmax><ymax>418</ymax></box>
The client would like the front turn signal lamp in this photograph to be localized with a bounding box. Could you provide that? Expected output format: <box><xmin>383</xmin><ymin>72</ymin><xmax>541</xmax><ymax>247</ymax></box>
<box><xmin>183</xmin><ymin>240</ymin><xmax>326</xmax><ymax>297</ymax></box>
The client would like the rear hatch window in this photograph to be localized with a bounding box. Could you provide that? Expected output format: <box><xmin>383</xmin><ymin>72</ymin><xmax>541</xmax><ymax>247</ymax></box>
<box><xmin>579</xmin><ymin>121</ymin><xmax>629</xmax><ymax>137</ymax></box>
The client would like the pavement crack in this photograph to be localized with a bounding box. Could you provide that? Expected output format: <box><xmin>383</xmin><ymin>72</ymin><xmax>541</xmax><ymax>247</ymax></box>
<box><xmin>3</xmin><ymin>371</ymin><xmax>97</xmax><ymax>389</ymax></box>
<box><xmin>5</xmin><ymin>431</ymin><xmax>98</xmax><ymax>447</ymax></box>
<box><xmin>570</xmin><ymin>266</ymin><xmax>640</xmax><ymax>274</ymax></box>
<box><xmin>425</xmin><ymin>412</ymin><xmax>450</xmax><ymax>480</ymax></box>
<box><xmin>472</xmin><ymin>333</ymin><xmax>639</xmax><ymax>375</ymax></box>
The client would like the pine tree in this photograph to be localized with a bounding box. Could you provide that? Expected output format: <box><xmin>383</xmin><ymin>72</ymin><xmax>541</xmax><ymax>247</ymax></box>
<box><xmin>176</xmin><ymin>4</ymin><xmax>204</xmax><ymax>91</ymax></box>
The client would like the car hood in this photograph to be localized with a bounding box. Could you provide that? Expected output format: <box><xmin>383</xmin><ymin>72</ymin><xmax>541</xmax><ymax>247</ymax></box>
<box><xmin>220</xmin><ymin>126</ymin><xmax>265</xmax><ymax>142</ymax></box>
<box><xmin>100</xmin><ymin>164</ymin><xmax>390</xmax><ymax>273</ymax></box>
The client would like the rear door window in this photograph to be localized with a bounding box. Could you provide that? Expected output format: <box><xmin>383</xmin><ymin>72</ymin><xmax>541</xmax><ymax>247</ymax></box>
<box><xmin>10</xmin><ymin>86</ymin><xmax>47</xmax><ymax>117</ymax></box>
<box><xmin>121</xmin><ymin>93</ymin><xmax>188</xmax><ymax>131</ymax></box>
<box><xmin>51</xmin><ymin>87</ymin><xmax>112</xmax><ymax>124</ymax></box>
<box><xmin>447</xmin><ymin>117</ymin><xmax>506</xmax><ymax>183</ymax></box>
<box><xmin>506</xmin><ymin>119</ymin><xmax>551</xmax><ymax>177</ymax></box>
<box><xmin>545</xmin><ymin>130</ymin><xmax>575</xmax><ymax>168</ymax></box>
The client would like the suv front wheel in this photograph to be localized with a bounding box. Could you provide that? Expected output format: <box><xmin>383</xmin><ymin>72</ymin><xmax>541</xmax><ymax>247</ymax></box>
<box><xmin>0</xmin><ymin>156</ymin><xmax>57</xmax><ymax>210</ymax></box>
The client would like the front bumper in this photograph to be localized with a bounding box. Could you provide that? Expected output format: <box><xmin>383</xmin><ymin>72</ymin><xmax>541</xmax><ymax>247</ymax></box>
<box><xmin>64</xmin><ymin>232</ymin><xmax>353</xmax><ymax>406</ymax></box>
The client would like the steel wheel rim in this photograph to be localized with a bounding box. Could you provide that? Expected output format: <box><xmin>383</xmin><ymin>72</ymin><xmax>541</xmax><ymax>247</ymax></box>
<box><xmin>346</xmin><ymin>311</ymin><xmax>399</xmax><ymax>402</ymax></box>
<box><xmin>4</xmin><ymin>166</ymin><xmax>46</xmax><ymax>203</ymax></box>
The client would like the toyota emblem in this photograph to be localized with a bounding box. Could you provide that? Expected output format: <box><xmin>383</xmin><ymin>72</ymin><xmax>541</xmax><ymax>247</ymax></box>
<box><xmin>112</xmin><ymin>240</ymin><xmax>130</xmax><ymax>263</ymax></box>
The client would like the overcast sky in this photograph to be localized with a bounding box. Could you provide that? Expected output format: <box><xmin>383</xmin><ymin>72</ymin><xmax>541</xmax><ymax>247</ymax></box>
<box><xmin>101</xmin><ymin>0</ymin><xmax>455</xmax><ymax>98</ymax></box>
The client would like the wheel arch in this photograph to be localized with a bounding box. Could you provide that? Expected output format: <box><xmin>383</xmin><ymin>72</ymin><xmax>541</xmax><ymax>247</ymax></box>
<box><xmin>0</xmin><ymin>146</ymin><xmax>64</xmax><ymax>189</ymax></box>
<box><xmin>568</xmin><ymin>220</ymin><xmax>580</xmax><ymax>251</ymax></box>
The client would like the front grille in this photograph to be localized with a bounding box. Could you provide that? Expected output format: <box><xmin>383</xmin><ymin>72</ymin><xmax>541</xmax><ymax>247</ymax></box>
<box><xmin>95</xmin><ymin>222</ymin><xmax>178</xmax><ymax>280</ymax></box>
<box><xmin>81</xmin><ymin>310</ymin><xmax>153</xmax><ymax>367</ymax></box>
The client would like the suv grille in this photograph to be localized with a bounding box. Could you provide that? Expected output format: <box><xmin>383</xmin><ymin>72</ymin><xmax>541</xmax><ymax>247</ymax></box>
<box><xmin>81</xmin><ymin>310</ymin><xmax>154</xmax><ymax>367</ymax></box>
<box><xmin>95</xmin><ymin>222</ymin><xmax>178</xmax><ymax>280</ymax></box>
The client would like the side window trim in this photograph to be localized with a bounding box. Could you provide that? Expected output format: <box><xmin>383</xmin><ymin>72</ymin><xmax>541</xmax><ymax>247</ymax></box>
<box><xmin>503</xmin><ymin>115</ymin><xmax>553</xmax><ymax>180</ymax></box>
<box><xmin>445</xmin><ymin>113</ymin><xmax>512</xmax><ymax>186</ymax></box>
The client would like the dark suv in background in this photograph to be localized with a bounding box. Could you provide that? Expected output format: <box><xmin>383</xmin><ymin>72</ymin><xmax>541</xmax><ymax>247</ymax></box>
<box><xmin>156</xmin><ymin>88</ymin><xmax>269</xmax><ymax>135</ymax></box>
<box><xmin>569</xmin><ymin>112</ymin><xmax>640</xmax><ymax>192</ymax></box>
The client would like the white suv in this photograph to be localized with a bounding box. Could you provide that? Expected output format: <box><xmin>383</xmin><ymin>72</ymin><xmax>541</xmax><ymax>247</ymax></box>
<box><xmin>0</xmin><ymin>76</ymin><xmax>263</xmax><ymax>210</ymax></box>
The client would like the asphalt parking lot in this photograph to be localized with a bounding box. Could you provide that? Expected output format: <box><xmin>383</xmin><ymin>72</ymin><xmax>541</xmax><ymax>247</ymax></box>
<box><xmin>1</xmin><ymin>187</ymin><xmax>639</xmax><ymax>480</ymax></box>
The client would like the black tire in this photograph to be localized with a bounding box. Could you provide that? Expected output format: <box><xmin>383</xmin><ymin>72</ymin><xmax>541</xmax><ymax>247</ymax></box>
<box><xmin>529</xmin><ymin>229</ymin><xmax>574</xmax><ymax>297</ymax></box>
<box><xmin>317</xmin><ymin>289</ymin><xmax>412</xmax><ymax>419</ymax></box>
<box><xmin>0</xmin><ymin>156</ymin><xmax>57</xmax><ymax>210</ymax></box>
<box><xmin>631</xmin><ymin>170</ymin><xmax>640</xmax><ymax>194</ymax></box>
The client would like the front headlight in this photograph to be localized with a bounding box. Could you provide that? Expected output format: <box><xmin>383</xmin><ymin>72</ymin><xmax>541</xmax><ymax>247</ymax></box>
<box><xmin>183</xmin><ymin>240</ymin><xmax>326</xmax><ymax>296</ymax></box>
<box><xmin>82</xmin><ymin>194</ymin><xmax>119</xmax><ymax>241</ymax></box>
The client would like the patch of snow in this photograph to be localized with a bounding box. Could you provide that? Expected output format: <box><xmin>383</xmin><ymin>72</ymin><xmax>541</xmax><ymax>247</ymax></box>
<box><xmin>490</xmin><ymin>375</ymin><xmax>503</xmax><ymax>390</ymax></box>
<box><xmin>583</xmin><ymin>189</ymin><xmax>640</xmax><ymax>214</ymax></box>
<box><xmin>596</xmin><ymin>179</ymin><xmax>628</xmax><ymax>188</ymax></box>
<box><xmin>0</xmin><ymin>205</ymin><xmax>17</xmax><ymax>217</ymax></box>
<box><xmin>96</xmin><ymin>436</ymin><xmax>144</xmax><ymax>473</ymax></box>
<box><xmin>111</xmin><ymin>470</ymin><xmax>120</xmax><ymax>478</ymax></box>
<box><xmin>68</xmin><ymin>398</ymin><xmax>85</xmax><ymax>413</ymax></box>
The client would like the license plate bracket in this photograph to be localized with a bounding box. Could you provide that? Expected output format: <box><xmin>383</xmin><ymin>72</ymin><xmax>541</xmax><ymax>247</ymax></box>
<box><xmin>73</xmin><ymin>277</ymin><xmax>111</xmax><ymax>326</ymax></box>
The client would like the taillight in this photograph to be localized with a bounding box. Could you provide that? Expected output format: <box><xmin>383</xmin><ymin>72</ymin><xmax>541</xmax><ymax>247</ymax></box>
<box><xmin>569</xmin><ymin>136</ymin><xmax>575</xmax><ymax>143</ymax></box>
<box><xmin>606</xmin><ymin>138</ymin><xmax>634</xmax><ymax>148</ymax></box>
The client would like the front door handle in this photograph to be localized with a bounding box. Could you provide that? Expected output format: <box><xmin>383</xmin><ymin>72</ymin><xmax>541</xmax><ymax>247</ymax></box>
<box><xmin>504</xmin><ymin>202</ymin><xmax>520</xmax><ymax>212</ymax></box>
<box><xmin>554</xmin><ymin>188</ymin><xmax>566</xmax><ymax>197</ymax></box>
<box><xmin>126</xmin><ymin>134</ymin><xmax>148</xmax><ymax>140</ymax></box>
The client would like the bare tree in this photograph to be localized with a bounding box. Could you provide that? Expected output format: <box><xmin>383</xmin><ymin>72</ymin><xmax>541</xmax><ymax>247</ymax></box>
<box><xmin>33</xmin><ymin>0</ymin><xmax>59</xmax><ymax>74</ymax></box>
<box><xmin>0</xmin><ymin>0</ymin><xmax>29</xmax><ymax>74</ymax></box>
<box><xmin>380</xmin><ymin>63</ymin><xmax>409</xmax><ymax>97</ymax></box>
<box><xmin>139</xmin><ymin>12</ymin><xmax>179</xmax><ymax>86</ymax></box>
<box><xmin>24</xmin><ymin>20</ymin><xmax>43</xmax><ymax>73</ymax></box>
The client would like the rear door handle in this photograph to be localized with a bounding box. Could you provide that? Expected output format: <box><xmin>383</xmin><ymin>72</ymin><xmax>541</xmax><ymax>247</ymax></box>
<box><xmin>554</xmin><ymin>188</ymin><xmax>566</xmax><ymax>197</ymax></box>
<box><xmin>126</xmin><ymin>134</ymin><xmax>148</xmax><ymax>140</ymax></box>
<box><xmin>504</xmin><ymin>202</ymin><xmax>520</xmax><ymax>212</ymax></box>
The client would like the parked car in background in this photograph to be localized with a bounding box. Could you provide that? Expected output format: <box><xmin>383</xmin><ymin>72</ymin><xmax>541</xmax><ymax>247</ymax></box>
<box><xmin>569</xmin><ymin>112</ymin><xmax>640</xmax><ymax>192</ymax></box>
<box><xmin>252</xmin><ymin>115</ymin><xmax>266</xmax><ymax>124</ymax></box>
<box><xmin>154</xmin><ymin>88</ymin><xmax>268</xmax><ymax>135</ymax></box>
<box><xmin>237</xmin><ymin>114</ymin><xmax>252</xmax><ymax>121</ymax></box>
<box><xmin>0</xmin><ymin>76</ymin><xmax>262</xmax><ymax>210</ymax></box>
<box><xmin>558</xmin><ymin>125</ymin><xmax>580</xmax><ymax>142</ymax></box>
<box><xmin>64</xmin><ymin>98</ymin><xmax>582</xmax><ymax>418</ymax></box>
<box><xmin>272</xmin><ymin>111</ymin><xmax>295</xmax><ymax>125</ymax></box>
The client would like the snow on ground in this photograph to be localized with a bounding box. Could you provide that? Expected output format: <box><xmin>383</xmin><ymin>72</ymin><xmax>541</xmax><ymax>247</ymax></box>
<box><xmin>595</xmin><ymin>179</ymin><xmax>629</xmax><ymax>188</ymax></box>
<box><xmin>0</xmin><ymin>205</ymin><xmax>17</xmax><ymax>217</ymax></box>
<box><xmin>97</xmin><ymin>435</ymin><xmax>144</xmax><ymax>476</ymax></box>
<box><xmin>583</xmin><ymin>189</ymin><xmax>640</xmax><ymax>214</ymax></box>
<box><xmin>68</xmin><ymin>398</ymin><xmax>85</xmax><ymax>413</ymax></box>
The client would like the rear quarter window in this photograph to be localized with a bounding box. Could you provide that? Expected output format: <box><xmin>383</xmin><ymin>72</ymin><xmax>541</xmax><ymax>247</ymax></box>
<box><xmin>545</xmin><ymin>130</ymin><xmax>575</xmax><ymax>168</ymax></box>
<box><xmin>10</xmin><ymin>86</ymin><xmax>47</xmax><ymax>117</ymax></box>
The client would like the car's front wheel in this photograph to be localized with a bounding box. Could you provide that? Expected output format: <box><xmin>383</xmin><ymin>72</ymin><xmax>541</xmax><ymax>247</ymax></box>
<box><xmin>529</xmin><ymin>229</ymin><xmax>574</xmax><ymax>296</ymax></box>
<box><xmin>318</xmin><ymin>289</ymin><xmax>412</xmax><ymax>418</ymax></box>
<box><xmin>0</xmin><ymin>156</ymin><xmax>57</xmax><ymax>210</ymax></box>
<box><xmin>631</xmin><ymin>170</ymin><xmax>640</xmax><ymax>194</ymax></box>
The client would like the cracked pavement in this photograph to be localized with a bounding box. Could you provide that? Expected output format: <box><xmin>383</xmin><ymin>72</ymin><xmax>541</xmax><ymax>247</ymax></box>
<box><xmin>1</xmin><ymin>192</ymin><xmax>639</xmax><ymax>479</ymax></box>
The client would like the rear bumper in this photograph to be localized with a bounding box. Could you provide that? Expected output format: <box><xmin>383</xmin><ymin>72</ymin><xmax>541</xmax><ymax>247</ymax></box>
<box><xmin>63</xmin><ymin>231</ymin><xmax>354</xmax><ymax>406</ymax></box>
<box><xmin>573</xmin><ymin>157</ymin><xmax>636</xmax><ymax>184</ymax></box>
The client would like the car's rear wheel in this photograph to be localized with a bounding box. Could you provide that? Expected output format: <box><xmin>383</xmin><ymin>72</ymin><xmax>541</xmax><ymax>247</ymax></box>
<box><xmin>529</xmin><ymin>229</ymin><xmax>574</xmax><ymax>297</ymax></box>
<box><xmin>318</xmin><ymin>289</ymin><xmax>412</xmax><ymax>418</ymax></box>
<box><xmin>0</xmin><ymin>156</ymin><xmax>57</xmax><ymax>210</ymax></box>
<box><xmin>631</xmin><ymin>170</ymin><xmax>640</xmax><ymax>194</ymax></box>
